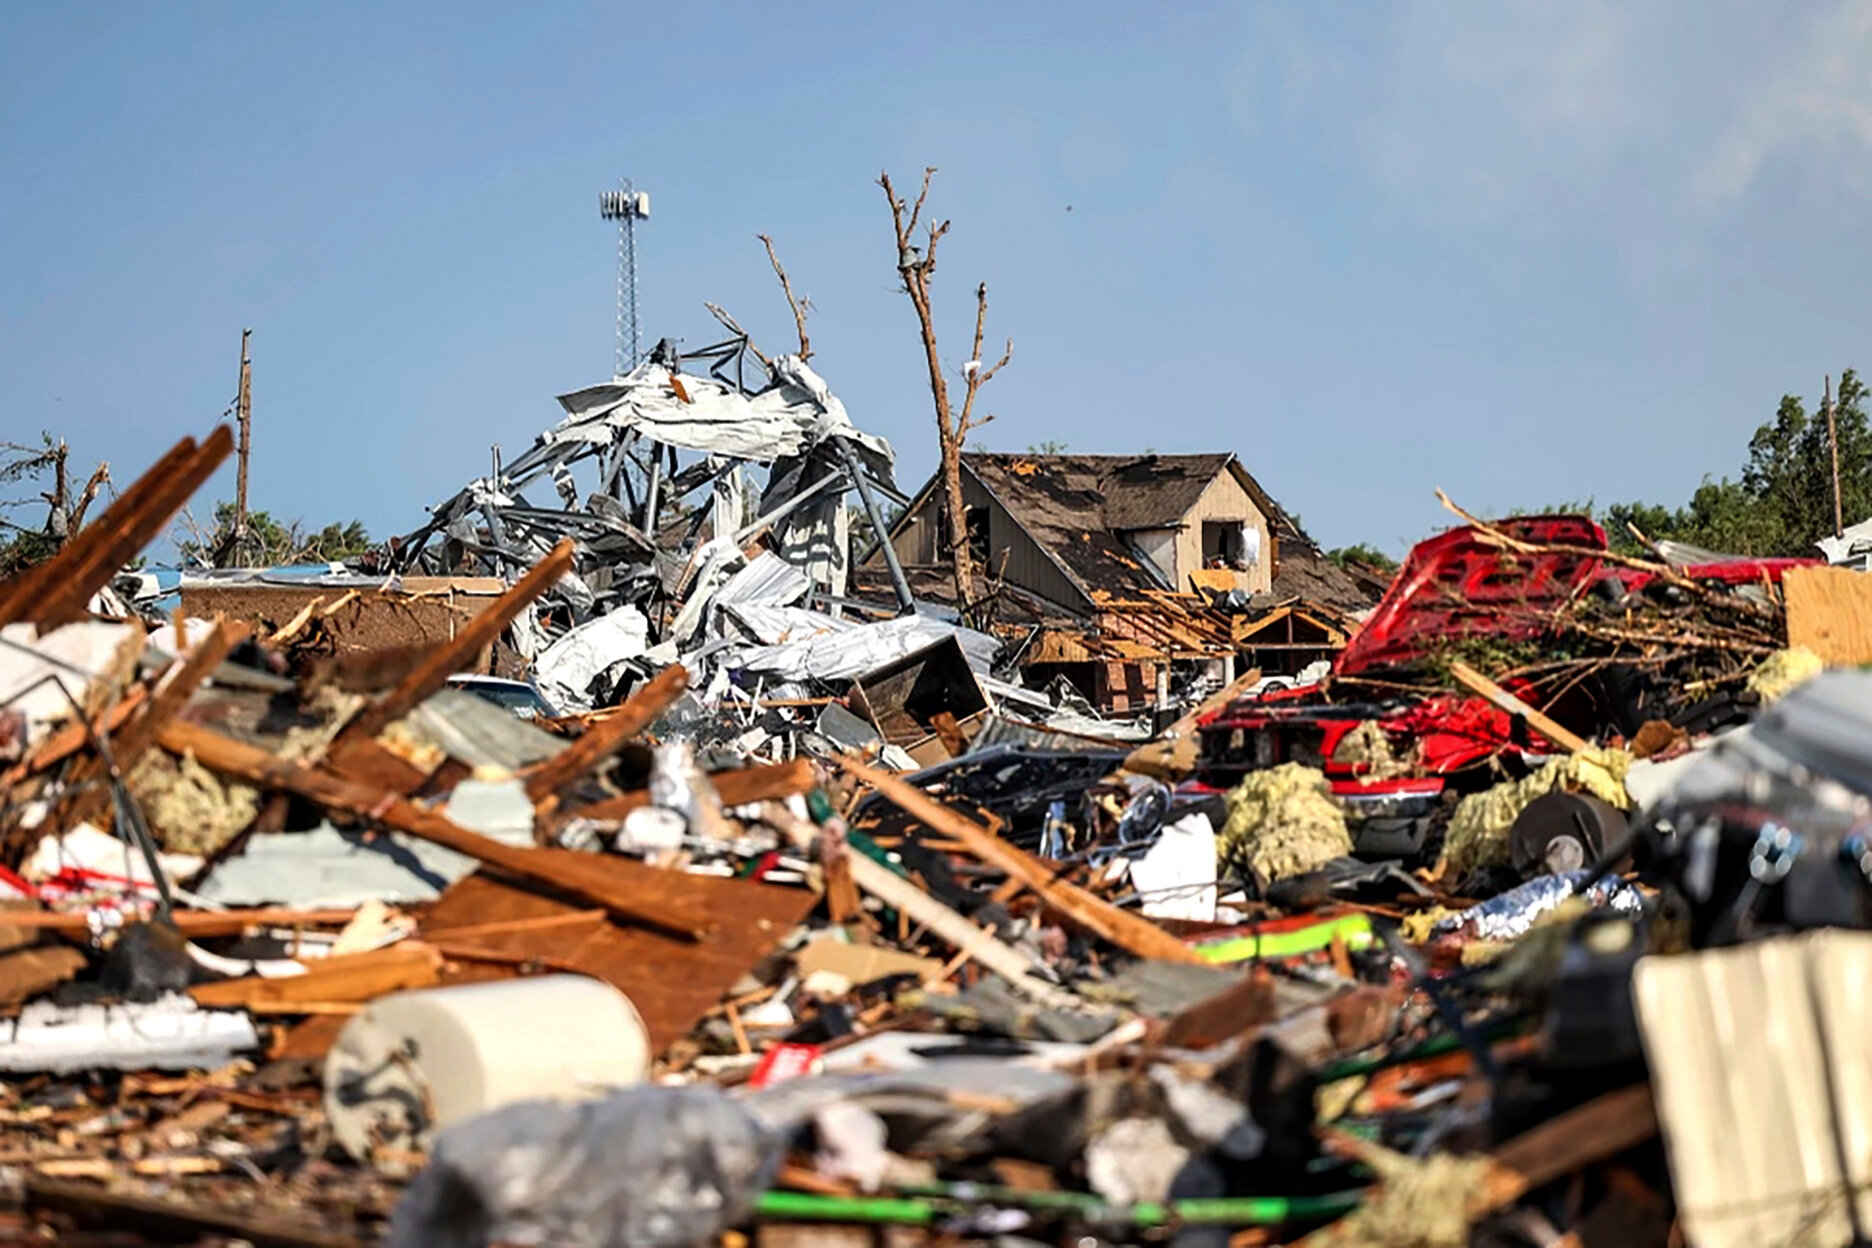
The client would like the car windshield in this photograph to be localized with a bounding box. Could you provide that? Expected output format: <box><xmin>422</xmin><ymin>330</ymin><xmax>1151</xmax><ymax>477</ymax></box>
<box><xmin>458</xmin><ymin>681</ymin><xmax>554</xmax><ymax>718</ymax></box>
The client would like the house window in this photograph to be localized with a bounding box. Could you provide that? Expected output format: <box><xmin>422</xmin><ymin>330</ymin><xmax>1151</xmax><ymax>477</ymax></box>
<box><xmin>1202</xmin><ymin>520</ymin><xmax>1258</xmax><ymax>571</ymax></box>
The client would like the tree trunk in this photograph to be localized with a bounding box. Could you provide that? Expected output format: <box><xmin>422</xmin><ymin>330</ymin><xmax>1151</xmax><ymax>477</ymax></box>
<box><xmin>880</xmin><ymin>170</ymin><xmax>1008</xmax><ymax>623</ymax></box>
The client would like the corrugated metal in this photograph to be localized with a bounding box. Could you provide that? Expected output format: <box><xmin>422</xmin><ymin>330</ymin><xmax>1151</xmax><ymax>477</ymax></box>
<box><xmin>712</xmin><ymin>551</ymin><xmax>811</xmax><ymax>608</ymax></box>
<box><xmin>1176</xmin><ymin>472</ymin><xmax>1274</xmax><ymax>595</ymax></box>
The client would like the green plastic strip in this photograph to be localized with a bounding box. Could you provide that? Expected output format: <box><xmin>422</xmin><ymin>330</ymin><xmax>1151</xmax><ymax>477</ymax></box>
<box><xmin>755</xmin><ymin>1192</ymin><xmax>937</xmax><ymax>1225</ymax></box>
<box><xmin>1192</xmin><ymin>912</ymin><xmax>1376</xmax><ymax>963</ymax></box>
<box><xmin>755</xmin><ymin>1185</ymin><xmax>1366</xmax><ymax>1228</ymax></box>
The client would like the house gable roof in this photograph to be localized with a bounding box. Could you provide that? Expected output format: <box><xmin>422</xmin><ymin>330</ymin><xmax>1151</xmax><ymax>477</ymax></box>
<box><xmin>872</xmin><ymin>451</ymin><xmax>1382</xmax><ymax>615</ymax></box>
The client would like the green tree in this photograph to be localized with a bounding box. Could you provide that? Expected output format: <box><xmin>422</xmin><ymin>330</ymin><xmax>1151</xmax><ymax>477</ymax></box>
<box><xmin>1596</xmin><ymin>371</ymin><xmax>1872</xmax><ymax>558</ymax></box>
<box><xmin>1327</xmin><ymin>543</ymin><xmax>1399</xmax><ymax>574</ymax></box>
<box><xmin>176</xmin><ymin>502</ymin><xmax>373</xmax><ymax>567</ymax></box>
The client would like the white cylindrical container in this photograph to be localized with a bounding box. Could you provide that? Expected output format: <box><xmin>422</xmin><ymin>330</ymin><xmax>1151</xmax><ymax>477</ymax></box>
<box><xmin>324</xmin><ymin>974</ymin><xmax>650</xmax><ymax>1162</ymax></box>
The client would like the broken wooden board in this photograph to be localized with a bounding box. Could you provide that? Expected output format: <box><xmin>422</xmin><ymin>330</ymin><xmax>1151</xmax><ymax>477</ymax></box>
<box><xmin>324</xmin><ymin>537</ymin><xmax>575</xmax><ymax>766</ymax></box>
<box><xmin>523</xmin><ymin>663</ymin><xmax>689</xmax><ymax>802</ymax></box>
<box><xmin>161</xmin><ymin>718</ymin><xmax>711</xmax><ymax>941</ymax></box>
<box><xmin>189</xmin><ymin>944</ymin><xmax>443</xmax><ymax>1011</ymax></box>
<box><xmin>1784</xmin><ymin>565</ymin><xmax>1872</xmax><ymax>666</ymax></box>
<box><xmin>568</xmin><ymin>758</ymin><xmax>817</xmax><ymax>823</ymax></box>
<box><xmin>420</xmin><ymin>853</ymin><xmax>817</xmax><ymax>1053</ymax></box>
<box><xmin>836</xmin><ymin>756</ymin><xmax>1205</xmax><ymax>965</ymax></box>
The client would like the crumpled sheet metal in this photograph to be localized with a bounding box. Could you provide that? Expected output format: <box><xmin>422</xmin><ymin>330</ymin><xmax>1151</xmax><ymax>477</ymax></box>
<box><xmin>728</xmin><ymin>610</ymin><xmax>1002</xmax><ymax>684</ymax></box>
<box><xmin>533</xmin><ymin>606</ymin><xmax>650</xmax><ymax>712</ymax></box>
<box><xmin>549</xmin><ymin>355</ymin><xmax>895</xmax><ymax>486</ymax></box>
<box><xmin>1432</xmin><ymin>870</ymin><xmax>1646</xmax><ymax>942</ymax></box>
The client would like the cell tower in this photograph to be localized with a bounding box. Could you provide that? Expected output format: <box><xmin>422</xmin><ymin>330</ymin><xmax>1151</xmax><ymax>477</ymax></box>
<box><xmin>599</xmin><ymin>179</ymin><xmax>651</xmax><ymax>377</ymax></box>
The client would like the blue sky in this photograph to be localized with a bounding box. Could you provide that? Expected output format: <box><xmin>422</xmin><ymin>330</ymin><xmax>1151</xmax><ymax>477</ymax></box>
<box><xmin>5</xmin><ymin>3</ymin><xmax>1872</xmax><ymax>558</ymax></box>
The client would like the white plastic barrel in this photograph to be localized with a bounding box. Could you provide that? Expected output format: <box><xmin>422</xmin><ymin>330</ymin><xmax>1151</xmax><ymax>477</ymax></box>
<box><xmin>324</xmin><ymin>974</ymin><xmax>650</xmax><ymax>1162</ymax></box>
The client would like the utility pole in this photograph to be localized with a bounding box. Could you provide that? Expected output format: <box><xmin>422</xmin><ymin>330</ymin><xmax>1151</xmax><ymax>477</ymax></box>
<box><xmin>1827</xmin><ymin>374</ymin><xmax>1844</xmax><ymax>540</ymax></box>
<box><xmin>233</xmin><ymin>328</ymin><xmax>253</xmax><ymax>561</ymax></box>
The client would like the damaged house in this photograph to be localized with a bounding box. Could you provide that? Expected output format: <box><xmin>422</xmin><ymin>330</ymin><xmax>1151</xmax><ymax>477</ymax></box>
<box><xmin>863</xmin><ymin>453</ymin><xmax>1377</xmax><ymax>712</ymax></box>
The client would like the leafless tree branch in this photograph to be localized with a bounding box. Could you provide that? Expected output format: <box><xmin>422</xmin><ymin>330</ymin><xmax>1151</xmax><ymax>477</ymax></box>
<box><xmin>757</xmin><ymin>234</ymin><xmax>812</xmax><ymax>360</ymax></box>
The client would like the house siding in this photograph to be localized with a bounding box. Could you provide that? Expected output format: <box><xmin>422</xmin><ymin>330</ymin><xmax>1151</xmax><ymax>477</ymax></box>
<box><xmin>879</xmin><ymin>472</ymin><xmax>1093</xmax><ymax>612</ymax></box>
<box><xmin>1174</xmin><ymin>471</ymin><xmax>1273</xmax><ymax>594</ymax></box>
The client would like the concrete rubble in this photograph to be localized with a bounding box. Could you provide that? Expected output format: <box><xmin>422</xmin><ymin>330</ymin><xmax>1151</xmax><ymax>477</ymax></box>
<box><xmin>4</xmin><ymin>340</ymin><xmax>1872</xmax><ymax>1248</ymax></box>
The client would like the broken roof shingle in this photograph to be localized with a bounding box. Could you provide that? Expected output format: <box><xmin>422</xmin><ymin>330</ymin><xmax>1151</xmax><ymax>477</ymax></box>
<box><xmin>965</xmin><ymin>453</ymin><xmax>1237</xmax><ymax>533</ymax></box>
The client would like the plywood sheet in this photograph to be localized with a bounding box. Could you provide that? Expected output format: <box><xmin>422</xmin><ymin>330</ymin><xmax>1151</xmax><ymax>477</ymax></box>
<box><xmin>421</xmin><ymin>852</ymin><xmax>816</xmax><ymax>1053</ymax></box>
<box><xmin>1784</xmin><ymin>565</ymin><xmax>1872</xmax><ymax>666</ymax></box>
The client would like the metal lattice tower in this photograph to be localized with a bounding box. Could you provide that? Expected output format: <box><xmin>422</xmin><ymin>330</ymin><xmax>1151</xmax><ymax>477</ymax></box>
<box><xmin>599</xmin><ymin>179</ymin><xmax>650</xmax><ymax>377</ymax></box>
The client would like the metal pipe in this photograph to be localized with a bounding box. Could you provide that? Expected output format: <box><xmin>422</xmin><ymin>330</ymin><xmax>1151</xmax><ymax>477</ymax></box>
<box><xmin>838</xmin><ymin>440</ymin><xmax>914</xmax><ymax>616</ymax></box>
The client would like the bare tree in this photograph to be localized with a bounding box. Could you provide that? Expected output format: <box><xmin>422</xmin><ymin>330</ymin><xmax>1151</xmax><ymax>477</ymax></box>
<box><xmin>0</xmin><ymin>434</ymin><xmax>109</xmax><ymax>560</ymax></box>
<box><xmin>758</xmin><ymin>234</ymin><xmax>812</xmax><ymax>360</ymax></box>
<box><xmin>879</xmin><ymin>168</ymin><xmax>1011</xmax><ymax>618</ymax></box>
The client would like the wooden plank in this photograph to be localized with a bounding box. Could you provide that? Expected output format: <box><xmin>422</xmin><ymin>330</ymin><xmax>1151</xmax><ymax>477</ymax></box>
<box><xmin>1479</xmin><ymin>1084</ymin><xmax>1658</xmax><ymax>1211</ymax></box>
<box><xmin>323</xmin><ymin>538</ymin><xmax>575</xmax><ymax>765</ymax></box>
<box><xmin>189</xmin><ymin>944</ymin><xmax>443</xmax><ymax>1010</ymax></box>
<box><xmin>0</xmin><ymin>685</ymin><xmax>146</xmax><ymax>787</ymax></box>
<box><xmin>1784</xmin><ymin>565</ymin><xmax>1872</xmax><ymax>666</ymax></box>
<box><xmin>420</xmin><ymin>846</ymin><xmax>818</xmax><ymax>1053</ymax></box>
<box><xmin>0</xmin><ymin>436</ymin><xmax>199</xmax><ymax>627</ymax></box>
<box><xmin>0</xmin><ymin>907</ymin><xmax>358</xmax><ymax>936</ymax></box>
<box><xmin>160</xmin><ymin>719</ymin><xmax>713</xmax><ymax>941</ymax></box>
<box><xmin>34</xmin><ymin>428</ymin><xmax>235</xmax><ymax>630</ymax></box>
<box><xmin>1300</xmin><ymin>1085</ymin><xmax>1656</xmax><ymax>1246</ymax></box>
<box><xmin>26</xmin><ymin>1176</ymin><xmax>364</xmax><ymax>1248</ymax></box>
<box><xmin>756</xmin><ymin>801</ymin><xmax>1087</xmax><ymax>1010</ymax></box>
<box><xmin>1449</xmin><ymin>660</ymin><xmax>1590</xmax><ymax>754</ymax></box>
<box><xmin>567</xmin><ymin>758</ymin><xmax>817</xmax><ymax>823</ymax></box>
<box><xmin>833</xmin><ymin>757</ymin><xmax>1206</xmax><ymax>965</ymax></box>
<box><xmin>56</xmin><ymin>617</ymin><xmax>249</xmax><ymax>832</ymax></box>
<box><xmin>523</xmin><ymin>664</ymin><xmax>689</xmax><ymax>802</ymax></box>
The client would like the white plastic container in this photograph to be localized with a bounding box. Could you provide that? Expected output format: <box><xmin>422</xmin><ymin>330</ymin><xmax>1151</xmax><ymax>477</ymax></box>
<box><xmin>324</xmin><ymin>974</ymin><xmax>650</xmax><ymax>1162</ymax></box>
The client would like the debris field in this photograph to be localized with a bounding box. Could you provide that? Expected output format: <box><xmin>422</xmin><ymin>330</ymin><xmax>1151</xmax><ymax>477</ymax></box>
<box><xmin>6</xmin><ymin>333</ymin><xmax>1872</xmax><ymax>1248</ymax></box>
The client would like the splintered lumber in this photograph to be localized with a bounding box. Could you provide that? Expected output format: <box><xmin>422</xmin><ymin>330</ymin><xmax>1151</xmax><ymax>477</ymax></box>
<box><xmin>25</xmin><ymin>1177</ymin><xmax>363</xmax><ymax>1248</ymax></box>
<box><xmin>0</xmin><ymin>686</ymin><xmax>146</xmax><ymax>786</ymax></box>
<box><xmin>524</xmin><ymin>664</ymin><xmax>690</xmax><ymax>802</ymax></box>
<box><xmin>1784</xmin><ymin>564</ymin><xmax>1872</xmax><ymax>666</ymax></box>
<box><xmin>34</xmin><ymin>428</ymin><xmax>235</xmax><ymax>630</ymax></box>
<box><xmin>756</xmin><ymin>802</ymin><xmax>1086</xmax><ymax>1010</ymax></box>
<box><xmin>569</xmin><ymin>758</ymin><xmax>817</xmax><ymax>822</ymax></box>
<box><xmin>0</xmin><ymin>907</ymin><xmax>358</xmax><ymax>936</ymax></box>
<box><xmin>1476</xmin><ymin>1084</ymin><xmax>1657</xmax><ymax>1212</ymax></box>
<box><xmin>1301</xmin><ymin>1085</ymin><xmax>1657</xmax><ymax>1246</ymax></box>
<box><xmin>0</xmin><ymin>436</ymin><xmax>200</xmax><ymax>628</ymax></box>
<box><xmin>189</xmin><ymin>944</ymin><xmax>443</xmax><ymax>1011</ymax></box>
<box><xmin>833</xmin><ymin>756</ymin><xmax>1206</xmax><ymax>965</ymax></box>
<box><xmin>57</xmin><ymin>617</ymin><xmax>250</xmax><ymax>832</ymax></box>
<box><xmin>160</xmin><ymin>719</ymin><xmax>713</xmax><ymax>941</ymax></box>
<box><xmin>1448</xmin><ymin>660</ymin><xmax>1590</xmax><ymax>754</ymax></box>
<box><xmin>324</xmin><ymin>537</ymin><xmax>576</xmax><ymax>764</ymax></box>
